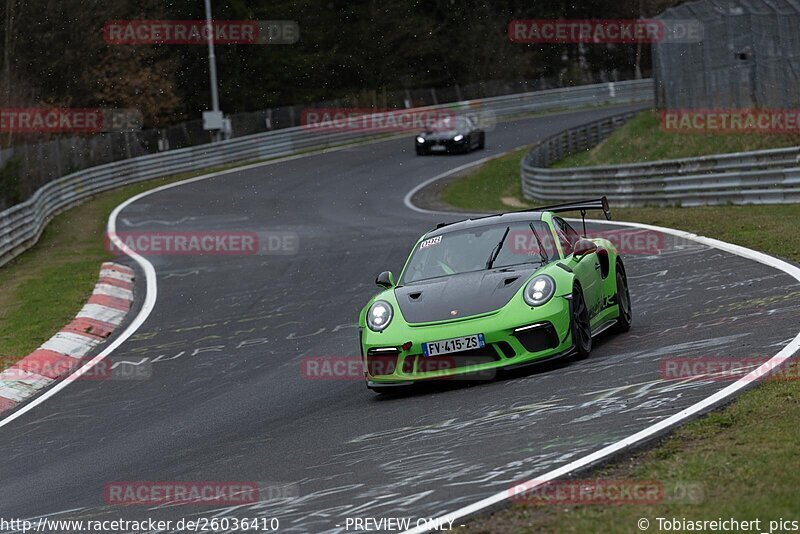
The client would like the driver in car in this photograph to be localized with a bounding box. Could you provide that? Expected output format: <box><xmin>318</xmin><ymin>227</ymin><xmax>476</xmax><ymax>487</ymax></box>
<box><xmin>435</xmin><ymin>234</ymin><xmax>485</xmax><ymax>275</ymax></box>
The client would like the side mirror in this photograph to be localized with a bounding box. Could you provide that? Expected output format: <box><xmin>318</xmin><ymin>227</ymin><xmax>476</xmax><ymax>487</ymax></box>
<box><xmin>376</xmin><ymin>271</ymin><xmax>395</xmax><ymax>289</ymax></box>
<box><xmin>572</xmin><ymin>239</ymin><xmax>597</xmax><ymax>262</ymax></box>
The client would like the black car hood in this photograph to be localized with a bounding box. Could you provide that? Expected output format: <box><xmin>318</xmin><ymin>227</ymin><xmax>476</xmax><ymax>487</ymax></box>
<box><xmin>395</xmin><ymin>267</ymin><xmax>538</xmax><ymax>324</ymax></box>
<box><xmin>421</xmin><ymin>129</ymin><xmax>461</xmax><ymax>141</ymax></box>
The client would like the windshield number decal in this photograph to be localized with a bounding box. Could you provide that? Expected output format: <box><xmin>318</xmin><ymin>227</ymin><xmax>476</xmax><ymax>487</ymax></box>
<box><xmin>420</xmin><ymin>236</ymin><xmax>442</xmax><ymax>250</ymax></box>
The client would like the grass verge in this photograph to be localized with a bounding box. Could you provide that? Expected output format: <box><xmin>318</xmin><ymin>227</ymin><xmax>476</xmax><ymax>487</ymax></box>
<box><xmin>465</xmin><ymin>379</ymin><xmax>800</xmax><ymax>533</ymax></box>
<box><xmin>0</xmin><ymin>103</ymin><xmax>630</xmax><ymax>369</ymax></box>
<box><xmin>0</xmin><ymin>160</ymin><xmax>255</xmax><ymax>370</ymax></box>
<box><xmin>554</xmin><ymin>110</ymin><xmax>800</xmax><ymax>167</ymax></box>
<box><xmin>440</xmin><ymin>147</ymin><xmax>534</xmax><ymax>213</ymax></box>
<box><xmin>440</xmin><ymin>124</ymin><xmax>800</xmax><ymax>533</ymax></box>
<box><xmin>442</xmin><ymin>151</ymin><xmax>800</xmax><ymax>260</ymax></box>
<box><xmin>0</xmin><ymin>128</ymin><xmax>417</xmax><ymax>369</ymax></box>
<box><xmin>0</xmin><ymin>102</ymin><xmax>641</xmax><ymax>369</ymax></box>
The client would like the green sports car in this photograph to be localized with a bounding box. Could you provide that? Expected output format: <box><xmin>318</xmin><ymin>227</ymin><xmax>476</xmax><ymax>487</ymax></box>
<box><xmin>358</xmin><ymin>197</ymin><xmax>632</xmax><ymax>392</ymax></box>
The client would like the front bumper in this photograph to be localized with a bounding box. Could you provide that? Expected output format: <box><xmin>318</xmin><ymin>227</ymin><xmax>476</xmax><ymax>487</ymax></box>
<box><xmin>416</xmin><ymin>137</ymin><xmax>468</xmax><ymax>153</ymax></box>
<box><xmin>361</xmin><ymin>295</ymin><xmax>573</xmax><ymax>385</ymax></box>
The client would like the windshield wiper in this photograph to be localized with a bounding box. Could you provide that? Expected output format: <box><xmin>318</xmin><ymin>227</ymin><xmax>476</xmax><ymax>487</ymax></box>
<box><xmin>486</xmin><ymin>226</ymin><xmax>510</xmax><ymax>269</ymax></box>
<box><xmin>529</xmin><ymin>222</ymin><xmax>551</xmax><ymax>263</ymax></box>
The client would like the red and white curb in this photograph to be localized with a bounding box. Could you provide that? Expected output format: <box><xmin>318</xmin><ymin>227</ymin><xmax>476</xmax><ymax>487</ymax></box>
<box><xmin>0</xmin><ymin>262</ymin><xmax>135</xmax><ymax>414</ymax></box>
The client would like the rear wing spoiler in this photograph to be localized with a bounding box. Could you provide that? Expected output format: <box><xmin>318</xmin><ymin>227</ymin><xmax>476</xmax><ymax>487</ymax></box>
<box><xmin>432</xmin><ymin>197</ymin><xmax>611</xmax><ymax>233</ymax></box>
<box><xmin>533</xmin><ymin>196</ymin><xmax>612</xmax><ymax>221</ymax></box>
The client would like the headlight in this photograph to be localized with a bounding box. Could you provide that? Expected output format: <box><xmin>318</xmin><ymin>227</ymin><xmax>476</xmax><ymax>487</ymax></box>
<box><xmin>416</xmin><ymin>136</ymin><xmax>425</xmax><ymax>143</ymax></box>
<box><xmin>523</xmin><ymin>275</ymin><xmax>556</xmax><ymax>307</ymax></box>
<box><xmin>367</xmin><ymin>300</ymin><xmax>393</xmax><ymax>331</ymax></box>
<box><xmin>453</xmin><ymin>134</ymin><xmax>464</xmax><ymax>142</ymax></box>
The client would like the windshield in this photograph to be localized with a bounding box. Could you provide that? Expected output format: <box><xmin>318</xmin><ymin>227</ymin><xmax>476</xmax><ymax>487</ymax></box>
<box><xmin>430</xmin><ymin>116</ymin><xmax>469</xmax><ymax>131</ymax></box>
<box><xmin>400</xmin><ymin>220</ymin><xmax>555</xmax><ymax>284</ymax></box>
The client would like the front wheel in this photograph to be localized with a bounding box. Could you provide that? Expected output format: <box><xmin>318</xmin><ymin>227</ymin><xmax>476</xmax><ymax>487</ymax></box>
<box><xmin>571</xmin><ymin>285</ymin><xmax>592</xmax><ymax>360</ymax></box>
<box><xmin>478</xmin><ymin>132</ymin><xmax>485</xmax><ymax>149</ymax></box>
<box><xmin>461</xmin><ymin>136</ymin><xmax>472</xmax><ymax>154</ymax></box>
<box><xmin>613</xmin><ymin>262</ymin><xmax>632</xmax><ymax>333</ymax></box>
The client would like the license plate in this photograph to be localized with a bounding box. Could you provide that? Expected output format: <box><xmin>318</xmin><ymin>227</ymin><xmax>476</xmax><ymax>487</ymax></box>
<box><xmin>423</xmin><ymin>334</ymin><xmax>485</xmax><ymax>357</ymax></box>
<box><xmin>430</xmin><ymin>145</ymin><xmax>446</xmax><ymax>151</ymax></box>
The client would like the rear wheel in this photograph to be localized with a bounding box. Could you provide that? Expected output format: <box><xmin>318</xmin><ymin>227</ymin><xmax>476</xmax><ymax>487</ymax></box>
<box><xmin>571</xmin><ymin>285</ymin><xmax>592</xmax><ymax>360</ymax></box>
<box><xmin>613</xmin><ymin>262</ymin><xmax>632</xmax><ymax>333</ymax></box>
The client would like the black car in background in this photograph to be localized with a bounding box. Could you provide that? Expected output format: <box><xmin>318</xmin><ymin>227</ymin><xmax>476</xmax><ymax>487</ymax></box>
<box><xmin>415</xmin><ymin>116</ymin><xmax>486</xmax><ymax>155</ymax></box>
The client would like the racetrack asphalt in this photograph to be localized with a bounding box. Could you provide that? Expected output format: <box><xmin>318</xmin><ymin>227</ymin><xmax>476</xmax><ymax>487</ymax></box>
<box><xmin>0</xmin><ymin>104</ymin><xmax>798</xmax><ymax>533</ymax></box>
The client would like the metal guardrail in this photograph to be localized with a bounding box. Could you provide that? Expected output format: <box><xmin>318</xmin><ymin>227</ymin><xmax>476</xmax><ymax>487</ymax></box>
<box><xmin>521</xmin><ymin>112</ymin><xmax>800</xmax><ymax>207</ymax></box>
<box><xmin>521</xmin><ymin>110</ymin><xmax>643</xmax><ymax>169</ymax></box>
<box><xmin>0</xmin><ymin>79</ymin><xmax>653</xmax><ymax>268</ymax></box>
<box><xmin>2</xmin><ymin>75</ymin><xmax>644</xmax><ymax>212</ymax></box>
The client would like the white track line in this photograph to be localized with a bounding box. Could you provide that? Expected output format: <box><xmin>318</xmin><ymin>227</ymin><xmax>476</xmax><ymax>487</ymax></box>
<box><xmin>0</xmin><ymin>137</ymin><xmax>405</xmax><ymax>429</ymax></box>
<box><xmin>400</xmin><ymin>164</ymin><xmax>800</xmax><ymax>534</ymax></box>
<box><xmin>0</xmin><ymin>115</ymin><xmax>615</xmax><ymax>426</ymax></box>
<box><xmin>403</xmin><ymin>152</ymin><xmax>514</xmax><ymax>215</ymax></box>
<box><xmin>2</xmin><ymin>126</ymin><xmax>797</xmax><ymax>534</ymax></box>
